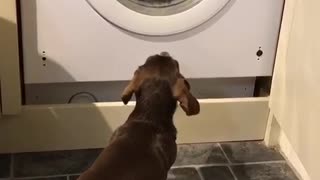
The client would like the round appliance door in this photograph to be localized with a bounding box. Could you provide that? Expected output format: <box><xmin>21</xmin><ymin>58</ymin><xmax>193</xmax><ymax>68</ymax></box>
<box><xmin>86</xmin><ymin>0</ymin><xmax>231</xmax><ymax>36</ymax></box>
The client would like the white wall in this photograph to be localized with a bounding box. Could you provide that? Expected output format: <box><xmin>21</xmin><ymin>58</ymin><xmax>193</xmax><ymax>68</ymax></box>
<box><xmin>0</xmin><ymin>0</ymin><xmax>21</xmax><ymax>115</ymax></box>
<box><xmin>270</xmin><ymin>0</ymin><xmax>320</xmax><ymax>179</ymax></box>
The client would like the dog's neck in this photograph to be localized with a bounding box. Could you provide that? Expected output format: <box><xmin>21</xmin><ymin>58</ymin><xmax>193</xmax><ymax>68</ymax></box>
<box><xmin>128</xmin><ymin>79</ymin><xmax>177</xmax><ymax>132</ymax></box>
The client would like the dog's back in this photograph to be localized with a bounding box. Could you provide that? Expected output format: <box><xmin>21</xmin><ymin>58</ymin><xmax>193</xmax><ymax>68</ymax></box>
<box><xmin>78</xmin><ymin>54</ymin><xmax>199</xmax><ymax>180</ymax></box>
<box><xmin>79</xmin><ymin>122</ymin><xmax>175</xmax><ymax>180</ymax></box>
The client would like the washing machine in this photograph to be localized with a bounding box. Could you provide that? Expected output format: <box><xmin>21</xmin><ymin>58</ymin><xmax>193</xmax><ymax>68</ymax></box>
<box><xmin>20</xmin><ymin>0</ymin><xmax>284</xmax><ymax>104</ymax></box>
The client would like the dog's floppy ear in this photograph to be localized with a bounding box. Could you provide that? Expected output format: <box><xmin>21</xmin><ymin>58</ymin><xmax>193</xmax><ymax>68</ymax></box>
<box><xmin>173</xmin><ymin>77</ymin><xmax>200</xmax><ymax>116</ymax></box>
<box><xmin>121</xmin><ymin>70</ymin><xmax>141</xmax><ymax>105</ymax></box>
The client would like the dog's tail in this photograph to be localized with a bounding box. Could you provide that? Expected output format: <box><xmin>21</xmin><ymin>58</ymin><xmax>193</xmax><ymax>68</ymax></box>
<box><xmin>159</xmin><ymin>52</ymin><xmax>170</xmax><ymax>57</ymax></box>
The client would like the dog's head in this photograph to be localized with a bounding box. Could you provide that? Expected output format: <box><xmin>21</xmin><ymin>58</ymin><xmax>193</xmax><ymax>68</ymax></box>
<box><xmin>121</xmin><ymin>52</ymin><xmax>200</xmax><ymax>116</ymax></box>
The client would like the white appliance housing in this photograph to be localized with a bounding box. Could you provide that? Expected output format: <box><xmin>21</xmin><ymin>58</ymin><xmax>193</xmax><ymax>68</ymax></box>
<box><xmin>21</xmin><ymin>0</ymin><xmax>284</xmax><ymax>84</ymax></box>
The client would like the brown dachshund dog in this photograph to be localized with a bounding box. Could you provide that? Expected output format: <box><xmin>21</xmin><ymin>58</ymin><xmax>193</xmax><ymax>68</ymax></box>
<box><xmin>78</xmin><ymin>52</ymin><xmax>200</xmax><ymax>180</ymax></box>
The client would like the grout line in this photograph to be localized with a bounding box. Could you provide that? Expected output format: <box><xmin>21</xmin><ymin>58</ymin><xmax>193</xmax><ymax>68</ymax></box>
<box><xmin>173</xmin><ymin>164</ymin><xmax>229</xmax><ymax>169</ymax></box>
<box><xmin>227</xmin><ymin>166</ymin><xmax>238</xmax><ymax>180</ymax></box>
<box><xmin>218</xmin><ymin>142</ymin><xmax>240</xmax><ymax>180</ymax></box>
<box><xmin>172</xmin><ymin>160</ymin><xmax>287</xmax><ymax>169</ymax></box>
<box><xmin>14</xmin><ymin>173</ymin><xmax>81</xmax><ymax>180</ymax></box>
<box><xmin>68</xmin><ymin>174</ymin><xmax>81</xmax><ymax>180</ymax></box>
<box><xmin>67</xmin><ymin>174</ymin><xmax>81</xmax><ymax>176</ymax></box>
<box><xmin>218</xmin><ymin>143</ymin><xmax>232</xmax><ymax>164</ymax></box>
<box><xmin>10</xmin><ymin>154</ymin><xmax>14</xmax><ymax>179</ymax></box>
<box><xmin>217</xmin><ymin>143</ymin><xmax>237</xmax><ymax>180</ymax></box>
<box><xmin>218</xmin><ymin>143</ymin><xmax>238</xmax><ymax>180</ymax></box>
<box><xmin>14</xmin><ymin>175</ymin><xmax>68</xmax><ymax>180</ymax></box>
<box><xmin>231</xmin><ymin>160</ymin><xmax>287</xmax><ymax>166</ymax></box>
<box><xmin>194</xmin><ymin>167</ymin><xmax>205</xmax><ymax>180</ymax></box>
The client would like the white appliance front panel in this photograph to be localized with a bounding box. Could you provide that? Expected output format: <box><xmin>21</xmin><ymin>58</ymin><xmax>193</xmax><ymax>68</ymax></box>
<box><xmin>21</xmin><ymin>0</ymin><xmax>284</xmax><ymax>84</ymax></box>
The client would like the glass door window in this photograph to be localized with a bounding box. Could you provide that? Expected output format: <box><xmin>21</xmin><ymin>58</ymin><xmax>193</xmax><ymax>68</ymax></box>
<box><xmin>117</xmin><ymin>0</ymin><xmax>202</xmax><ymax>16</ymax></box>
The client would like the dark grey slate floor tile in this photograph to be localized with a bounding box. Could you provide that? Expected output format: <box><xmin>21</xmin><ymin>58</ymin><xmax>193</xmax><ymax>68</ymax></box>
<box><xmin>220</xmin><ymin>141</ymin><xmax>284</xmax><ymax>163</ymax></box>
<box><xmin>200</xmin><ymin>166</ymin><xmax>235</xmax><ymax>180</ymax></box>
<box><xmin>232</xmin><ymin>163</ymin><xmax>299</xmax><ymax>180</ymax></box>
<box><xmin>174</xmin><ymin>143</ymin><xmax>228</xmax><ymax>166</ymax></box>
<box><xmin>0</xmin><ymin>154</ymin><xmax>11</xmax><ymax>178</ymax></box>
<box><xmin>168</xmin><ymin>168</ymin><xmax>201</xmax><ymax>180</ymax></box>
<box><xmin>13</xmin><ymin>149</ymin><xmax>102</xmax><ymax>177</ymax></box>
<box><xmin>15</xmin><ymin>177</ymin><xmax>67</xmax><ymax>180</ymax></box>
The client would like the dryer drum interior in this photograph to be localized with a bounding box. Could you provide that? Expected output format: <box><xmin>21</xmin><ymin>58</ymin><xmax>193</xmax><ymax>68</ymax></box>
<box><xmin>117</xmin><ymin>0</ymin><xmax>202</xmax><ymax>16</ymax></box>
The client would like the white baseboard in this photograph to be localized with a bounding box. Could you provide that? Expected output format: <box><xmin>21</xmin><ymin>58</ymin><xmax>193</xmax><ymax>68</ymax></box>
<box><xmin>0</xmin><ymin>98</ymin><xmax>269</xmax><ymax>153</ymax></box>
